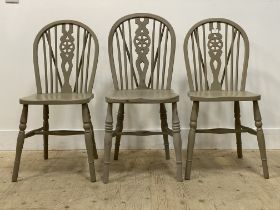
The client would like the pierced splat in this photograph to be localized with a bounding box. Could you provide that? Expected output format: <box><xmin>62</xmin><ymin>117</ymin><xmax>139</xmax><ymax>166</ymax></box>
<box><xmin>208</xmin><ymin>22</ymin><xmax>223</xmax><ymax>90</ymax></box>
<box><xmin>104</xmin><ymin>14</ymin><xmax>183</xmax><ymax>183</ymax></box>
<box><xmin>60</xmin><ymin>24</ymin><xmax>75</xmax><ymax>92</ymax></box>
<box><xmin>134</xmin><ymin>18</ymin><xmax>151</xmax><ymax>89</ymax></box>
<box><xmin>33</xmin><ymin>20</ymin><xmax>99</xmax><ymax>94</ymax></box>
<box><xmin>13</xmin><ymin>20</ymin><xmax>100</xmax><ymax>183</ymax></box>
<box><xmin>184</xmin><ymin>19</ymin><xmax>249</xmax><ymax>92</ymax></box>
<box><xmin>108</xmin><ymin>14</ymin><xmax>176</xmax><ymax>90</ymax></box>
<box><xmin>183</xmin><ymin>19</ymin><xmax>269</xmax><ymax>181</ymax></box>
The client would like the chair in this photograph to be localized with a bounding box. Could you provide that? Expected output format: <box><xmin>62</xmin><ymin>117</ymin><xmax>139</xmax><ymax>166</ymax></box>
<box><xmin>183</xmin><ymin>18</ymin><xmax>269</xmax><ymax>179</ymax></box>
<box><xmin>103</xmin><ymin>13</ymin><xmax>183</xmax><ymax>183</ymax></box>
<box><xmin>12</xmin><ymin>20</ymin><xmax>99</xmax><ymax>182</ymax></box>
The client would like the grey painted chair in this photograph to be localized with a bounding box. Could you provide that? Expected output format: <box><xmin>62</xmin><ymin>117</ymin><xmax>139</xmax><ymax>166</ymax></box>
<box><xmin>103</xmin><ymin>13</ymin><xmax>183</xmax><ymax>183</ymax></box>
<box><xmin>183</xmin><ymin>18</ymin><xmax>269</xmax><ymax>179</ymax></box>
<box><xmin>12</xmin><ymin>20</ymin><xmax>99</xmax><ymax>182</ymax></box>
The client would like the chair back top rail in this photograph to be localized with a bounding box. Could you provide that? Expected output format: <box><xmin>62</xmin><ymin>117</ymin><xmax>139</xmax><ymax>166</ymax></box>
<box><xmin>33</xmin><ymin>20</ymin><xmax>99</xmax><ymax>94</ymax></box>
<box><xmin>184</xmin><ymin>18</ymin><xmax>249</xmax><ymax>92</ymax></box>
<box><xmin>108</xmin><ymin>13</ymin><xmax>176</xmax><ymax>90</ymax></box>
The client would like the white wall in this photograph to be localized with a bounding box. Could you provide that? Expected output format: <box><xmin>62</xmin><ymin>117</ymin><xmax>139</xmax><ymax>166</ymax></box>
<box><xmin>1</xmin><ymin>0</ymin><xmax>280</xmax><ymax>150</ymax></box>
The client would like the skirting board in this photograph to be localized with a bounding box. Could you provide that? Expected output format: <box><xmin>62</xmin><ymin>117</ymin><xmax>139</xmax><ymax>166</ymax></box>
<box><xmin>0</xmin><ymin>128</ymin><xmax>280</xmax><ymax>150</ymax></box>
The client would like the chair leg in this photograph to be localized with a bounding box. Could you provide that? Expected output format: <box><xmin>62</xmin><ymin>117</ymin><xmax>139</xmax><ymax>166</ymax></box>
<box><xmin>87</xmin><ymin>105</ymin><xmax>98</xmax><ymax>159</ymax></box>
<box><xmin>172</xmin><ymin>102</ymin><xmax>183</xmax><ymax>182</ymax></box>
<box><xmin>253</xmin><ymin>101</ymin><xmax>269</xmax><ymax>179</ymax></box>
<box><xmin>12</xmin><ymin>105</ymin><xmax>28</xmax><ymax>182</ymax></box>
<box><xmin>185</xmin><ymin>101</ymin><xmax>199</xmax><ymax>180</ymax></box>
<box><xmin>103</xmin><ymin>103</ymin><xmax>113</xmax><ymax>184</ymax></box>
<box><xmin>43</xmin><ymin>105</ymin><xmax>49</xmax><ymax>160</ymax></box>
<box><xmin>89</xmin><ymin>121</ymin><xmax>98</xmax><ymax>159</ymax></box>
<box><xmin>114</xmin><ymin>103</ymin><xmax>124</xmax><ymax>160</ymax></box>
<box><xmin>234</xmin><ymin>101</ymin><xmax>243</xmax><ymax>159</ymax></box>
<box><xmin>82</xmin><ymin>104</ymin><xmax>96</xmax><ymax>182</ymax></box>
<box><xmin>160</xmin><ymin>103</ymin><xmax>170</xmax><ymax>160</ymax></box>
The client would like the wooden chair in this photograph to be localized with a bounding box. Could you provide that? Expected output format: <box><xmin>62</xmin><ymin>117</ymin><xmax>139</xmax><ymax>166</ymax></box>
<box><xmin>12</xmin><ymin>20</ymin><xmax>99</xmax><ymax>182</ymax></box>
<box><xmin>103</xmin><ymin>13</ymin><xmax>183</xmax><ymax>183</ymax></box>
<box><xmin>183</xmin><ymin>18</ymin><xmax>269</xmax><ymax>179</ymax></box>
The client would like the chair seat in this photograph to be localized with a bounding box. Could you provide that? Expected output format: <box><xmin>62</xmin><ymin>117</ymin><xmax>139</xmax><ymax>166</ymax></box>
<box><xmin>188</xmin><ymin>91</ymin><xmax>261</xmax><ymax>102</ymax></box>
<box><xmin>20</xmin><ymin>93</ymin><xmax>94</xmax><ymax>105</ymax></box>
<box><xmin>105</xmin><ymin>89</ymin><xmax>179</xmax><ymax>103</ymax></box>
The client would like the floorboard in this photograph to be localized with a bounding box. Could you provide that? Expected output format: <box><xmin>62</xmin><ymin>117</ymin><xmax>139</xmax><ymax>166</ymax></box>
<box><xmin>0</xmin><ymin>150</ymin><xmax>280</xmax><ymax>210</ymax></box>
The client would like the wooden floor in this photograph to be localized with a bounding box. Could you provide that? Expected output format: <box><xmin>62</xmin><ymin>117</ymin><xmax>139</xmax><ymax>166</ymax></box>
<box><xmin>0</xmin><ymin>150</ymin><xmax>280</xmax><ymax>210</ymax></box>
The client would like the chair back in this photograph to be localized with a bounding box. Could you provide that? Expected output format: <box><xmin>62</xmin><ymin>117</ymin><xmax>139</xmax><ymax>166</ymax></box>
<box><xmin>184</xmin><ymin>18</ymin><xmax>249</xmax><ymax>92</ymax></box>
<box><xmin>33</xmin><ymin>20</ymin><xmax>99</xmax><ymax>94</ymax></box>
<box><xmin>108</xmin><ymin>13</ymin><xmax>176</xmax><ymax>90</ymax></box>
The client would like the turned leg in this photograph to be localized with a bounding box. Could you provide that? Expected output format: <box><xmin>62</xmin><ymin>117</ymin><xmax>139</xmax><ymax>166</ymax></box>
<box><xmin>43</xmin><ymin>105</ymin><xmax>49</xmax><ymax>160</ymax></box>
<box><xmin>87</xmin><ymin>105</ymin><xmax>98</xmax><ymax>159</ymax></box>
<box><xmin>172</xmin><ymin>102</ymin><xmax>183</xmax><ymax>182</ymax></box>
<box><xmin>234</xmin><ymin>101</ymin><xmax>242</xmax><ymax>159</ymax></box>
<box><xmin>103</xmin><ymin>103</ymin><xmax>113</xmax><ymax>184</ymax></box>
<box><xmin>12</xmin><ymin>105</ymin><xmax>28</xmax><ymax>182</ymax></box>
<box><xmin>160</xmin><ymin>103</ymin><xmax>170</xmax><ymax>160</ymax></box>
<box><xmin>185</xmin><ymin>101</ymin><xmax>199</xmax><ymax>180</ymax></box>
<box><xmin>253</xmin><ymin>101</ymin><xmax>269</xmax><ymax>179</ymax></box>
<box><xmin>82</xmin><ymin>104</ymin><xmax>96</xmax><ymax>182</ymax></box>
<box><xmin>114</xmin><ymin>103</ymin><xmax>124</xmax><ymax>160</ymax></box>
